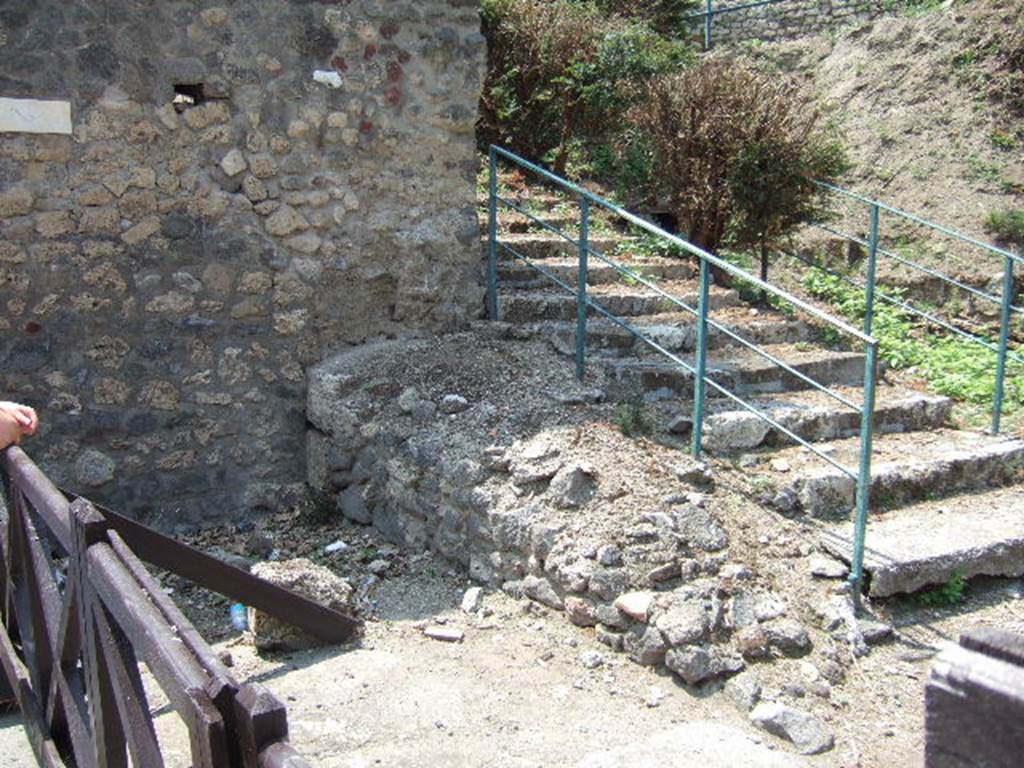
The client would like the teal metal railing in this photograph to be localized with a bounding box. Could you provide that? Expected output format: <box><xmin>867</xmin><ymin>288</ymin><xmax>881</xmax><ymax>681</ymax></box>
<box><xmin>488</xmin><ymin>145</ymin><xmax>881</xmax><ymax>605</ymax></box>
<box><xmin>686</xmin><ymin>0</ymin><xmax>791</xmax><ymax>50</ymax></box>
<box><xmin>803</xmin><ymin>182</ymin><xmax>1023</xmax><ymax>434</ymax></box>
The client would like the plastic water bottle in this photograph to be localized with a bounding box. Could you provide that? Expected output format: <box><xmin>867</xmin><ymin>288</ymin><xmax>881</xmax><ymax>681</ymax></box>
<box><xmin>230</xmin><ymin>603</ymin><xmax>248</xmax><ymax>632</ymax></box>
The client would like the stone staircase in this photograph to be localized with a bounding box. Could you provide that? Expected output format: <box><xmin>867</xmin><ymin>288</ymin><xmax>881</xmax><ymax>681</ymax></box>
<box><xmin>484</xmin><ymin>186</ymin><xmax>1024</xmax><ymax>599</ymax></box>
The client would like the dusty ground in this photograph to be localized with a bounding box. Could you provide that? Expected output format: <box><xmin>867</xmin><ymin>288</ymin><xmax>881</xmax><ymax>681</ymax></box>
<box><xmin>0</xmin><ymin>453</ymin><xmax>1021</xmax><ymax>768</ymax></box>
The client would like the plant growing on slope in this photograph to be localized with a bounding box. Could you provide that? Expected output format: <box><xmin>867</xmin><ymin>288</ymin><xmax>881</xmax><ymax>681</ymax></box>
<box><xmin>985</xmin><ymin>208</ymin><xmax>1024</xmax><ymax>248</ymax></box>
<box><xmin>629</xmin><ymin>60</ymin><xmax>846</xmax><ymax>281</ymax></box>
<box><xmin>594</xmin><ymin>0</ymin><xmax>700</xmax><ymax>37</ymax></box>
<box><xmin>479</xmin><ymin>0</ymin><xmax>691</xmax><ymax>176</ymax></box>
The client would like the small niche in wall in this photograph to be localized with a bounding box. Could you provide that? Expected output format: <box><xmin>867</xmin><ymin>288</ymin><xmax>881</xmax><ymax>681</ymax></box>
<box><xmin>172</xmin><ymin>83</ymin><xmax>205</xmax><ymax>112</ymax></box>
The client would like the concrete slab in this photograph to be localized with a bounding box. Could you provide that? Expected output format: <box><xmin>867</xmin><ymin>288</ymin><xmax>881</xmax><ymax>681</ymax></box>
<box><xmin>821</xmin><ymin>487</ymin><xmax>1024</xmax><ymax>597</ymax></box>
<box><xmin>769</xmin><ymin>429</ymin><xmax>1024</xmax><ymax>516</ymax></box>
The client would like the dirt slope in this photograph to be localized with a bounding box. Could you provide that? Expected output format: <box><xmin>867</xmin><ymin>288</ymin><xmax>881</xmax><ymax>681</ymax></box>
<box><xmin>738</xmin><ymin>0</ymin><xmax>1022</xmax><ymax>249</ymax></box>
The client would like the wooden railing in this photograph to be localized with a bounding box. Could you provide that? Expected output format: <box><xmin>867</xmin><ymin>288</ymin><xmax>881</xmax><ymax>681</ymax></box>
<box><xmin>0</xmin><ymin>446</ymin><xmax>324</xmax><ymax>767</ymax></box>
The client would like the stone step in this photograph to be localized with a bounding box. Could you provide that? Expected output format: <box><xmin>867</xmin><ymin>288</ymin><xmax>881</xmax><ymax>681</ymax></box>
<box><xmin>478</xmin><ymin>210</ymin><xmax>580</xmax><ymax>233</ymax></box>
<box><xmin>497</xmin><ymin>282</ymin><xmax>740</xmax><ymax>323</ymax></box>
<box><xmin>495</xmin><ymin>257</ymin><xmax>696</xmax><ymax>287</ymax></box>
<box><xmin>699</xmin><ymin>387</ymin><xmax>953</xmax><ymax>452</ymax></box>
<box><xmin>512</xmin><ymin>307</ymin><xmax>812</xmax><ymax>357</ymax></box>
<box><xmin>490</xmin><ymin>233</ymin><xmax>635</xmax><ymax>261</ymax></box>
<box><xmin>755</xmin><ymin>428</ymin><xmax>1024</xmax><ymax>518</ymax></box>
<box><xmin>819</xmin><ymin>487</ymin><xmax>1024</xmax><ymax>597</ymax></box>
<box><xmin>603</xmin><ymin>344</ymin><xmax>868</xmax><ymax>402</ymax></box>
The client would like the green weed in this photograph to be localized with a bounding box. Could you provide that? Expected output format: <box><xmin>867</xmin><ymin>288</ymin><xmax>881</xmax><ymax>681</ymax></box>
<box><xmin>990</xmin><ymin>130</ymin><xmax>1019</xmax><ymax>150</ymax></box>
<box><xmin>916</xmin><ymin>570</ymin><xmax>967</xmax><ymax>607</ymax></box>
<box><xmin>985</xmin><ymin>208</ymin><xmax>1024</xmax><ymax>246</ymax></box>
<box><xmin>802</xmin><ymin>267</ymin><xmax>1024</xmax><ymax>409</ymax></box>
<box><xmin>615</xmin><ymin>394</ymin><xmax>653</xmax><ymax>437</ymax></box>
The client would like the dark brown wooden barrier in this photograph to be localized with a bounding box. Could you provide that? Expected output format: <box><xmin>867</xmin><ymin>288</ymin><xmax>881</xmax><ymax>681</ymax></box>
<box><xmin>926</xmin><ymin>627</ymin><xmax>1024</xmax><ymax>767</ymax></box>
<box><xmin>0</xmin><ymin>446</ymin><xmax>339</xmax><ymax>767</ymax></box>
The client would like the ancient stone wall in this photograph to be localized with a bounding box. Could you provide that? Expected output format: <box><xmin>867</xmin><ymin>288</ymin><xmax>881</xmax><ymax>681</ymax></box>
<box><xmin>686</xmin><ymin>0</ymin><xmax>890</xmax><ymax>47</ymax></box>
<box><xmin>0</xmin><ymin>1</ymin><xmax>484</xmax><ymax>526</ymax></box>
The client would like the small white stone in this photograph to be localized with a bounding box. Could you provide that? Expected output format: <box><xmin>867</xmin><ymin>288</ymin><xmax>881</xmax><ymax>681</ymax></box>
<box><xmin>324</xmin><ymin>540</ymin><xmax>348</xmax><ymax>555</ymax></box>
<box><xmin>424</xmin><ymin>626</ymin><xmax>464</xmax><ymax>643</ymax></box>
<box><xmin>613</xmin><ymin>591</ymin><xmax>655</xmax><ymax>623</ymax></box>
<box><xmin>313</xmin><ymin>70</ymin><xmax>343</xmax><ymax>88</ymax></box>
<box><xmin>461</xmin><ymin>586</ymin><xmax>483</xmax><ymax>613</ymax></box>
<box><xmin>219</xmin><ymin>148</ymin><xmax>248</xmax><ymax>177</ymax></box>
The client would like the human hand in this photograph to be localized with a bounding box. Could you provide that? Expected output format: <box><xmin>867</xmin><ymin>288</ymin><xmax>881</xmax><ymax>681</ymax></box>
<box><xmin>0</xmin><ymin>401</ymin><xmax>39</xmax><ymax>449</ymax></box>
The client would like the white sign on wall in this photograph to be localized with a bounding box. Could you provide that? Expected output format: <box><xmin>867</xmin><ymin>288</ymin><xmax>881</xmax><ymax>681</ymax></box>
<box><xmin>0</xmin><ymin>97</ymin><xmax>73</xmax><ymax>135</ymax></box>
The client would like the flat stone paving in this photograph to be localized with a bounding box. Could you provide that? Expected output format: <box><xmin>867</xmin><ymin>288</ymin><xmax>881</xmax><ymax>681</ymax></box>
<box><xmin>821</xmin><ymin>487</ymin><xmax>1024</xmax><ymax>597</ymax></box>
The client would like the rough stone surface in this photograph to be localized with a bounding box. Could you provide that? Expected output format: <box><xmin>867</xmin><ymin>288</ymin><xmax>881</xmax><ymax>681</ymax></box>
<box><xmin>750</xmin><ymin>702</ymin><xmax>835</xmax><ymax>755</ymax></box>
<box><xmin>0</xmin><ymin>1</ymin><xmax>485</xmax><ymax>522</ymax></box>
<box><xmin>703</xmin><ymin>412</ymin><xmax>771</xmax><ymax>452</ymax></box>
<box><xmin>822</xmin><ymin>488</ymin><xmax>1024</xmax><ymax>597</ymax></box>
<box><xmin>248</xmin><ymin>558</ymin><xmax>357</xmax><ymax>651</ymax></box>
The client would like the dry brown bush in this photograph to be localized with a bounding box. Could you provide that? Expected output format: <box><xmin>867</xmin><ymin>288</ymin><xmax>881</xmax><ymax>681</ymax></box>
<box><xmin>629</xmin><ymin>60</ymin><xmax>845</xmax><ymax>267</ymax></box>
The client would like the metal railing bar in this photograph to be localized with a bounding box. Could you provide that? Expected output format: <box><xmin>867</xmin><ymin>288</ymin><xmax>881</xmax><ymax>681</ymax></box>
<box><xmin>583</xmin><ymin>294</ymin><xmax>861</xmax><ymax>479</ymax></box>
<box><xmin>685</xmin><ymin>0</ymin><xmax>789</xmax><ymax>18</ymax></box>
<box><xmin>493</xmin><ymin>145</ymin><xmax>877</xmax><ymax>346</ymax></box>
<box><xmin>586</xmin><ymin>243</ymin><xmax>866</xmax><ymax>411</ymax></box>
<box><xmin>702</xmin><ymin>316</ymin><xmax>863</xmax><ymax>411</ymax></box>
<box><xmin>816</xmin><ymin>181</ymin><xmax>1024</xmax><ymax>265</ymax></box>
<box><xmin>783</xmin><ymin>251</ymin><xmax>1024</xmax><ymax>367</ymax></box>
<box><xmin>498</xmin><ymin>241</ymin><xmax>578</xmax><ymax>296</ymax></box>
<box><xmin>495</xmin><ymin>195</ymin><xmax>582</xmax><ymax>248</ymax></box>
<box><xmin>585</xmin><ymin>297</ymin><xmax>698</xmax><ymax>375</ymax></box>
<box><xmin>587</xmin><ymin>246</ymin><xmax>866</xmax><ymax>409</ymax></box>
<box><xmin>811</xmin><ymin>221</ymin><xmax>1023</xmax><ymax>313</ymax></box>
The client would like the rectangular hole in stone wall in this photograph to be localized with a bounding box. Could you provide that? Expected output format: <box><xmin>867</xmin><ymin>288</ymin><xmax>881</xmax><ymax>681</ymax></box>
<box><xmin>172</xmin><ymin>83</ymin><xmax>205</xmax><ymax>112</ymax></box>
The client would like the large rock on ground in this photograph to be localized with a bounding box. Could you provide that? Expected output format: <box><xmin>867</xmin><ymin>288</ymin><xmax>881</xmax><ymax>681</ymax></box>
<box><xmin>248</xmin><ymin>558</ymin><xmax>358</xmax><ymax>651</ymax></box>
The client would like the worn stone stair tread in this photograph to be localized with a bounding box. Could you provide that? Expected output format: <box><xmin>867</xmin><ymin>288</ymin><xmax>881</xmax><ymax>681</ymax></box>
<box><xmin>697</xmin><ymin>386</ymin><xmax>953</xmax><ymax>451</ymax></box>
<box><xmin>495</xmin><ymin>256</ymin><xmax>696</xmax><ymax>285</ymax></box>
<box><xmin>760</xmin><ymin>428</ymin><xmax>1024</xmax><ymax>517</ymax></box>
<box><xmin>491</xmin><ymin>232</ymin><xmax>628</xmax><ymax>250</ymax></box>
<box><xmin>604</xmin><ymin>343</ymin><xmax>867</xmax><ymax>394</ymax></box>
<box><xmin>497</xmin><ymin>282</ymin><xmax>740</xmax><ymax>322</ymax></box>
<box><xmin>510</xmin><ymin>307</ymin><xmax>811</xmax><ymax>356</ymax></box>
<box><xmin>819</xmin><ymin>487</ymin><xmax>1024</xmax><ymax>597</ymax></box>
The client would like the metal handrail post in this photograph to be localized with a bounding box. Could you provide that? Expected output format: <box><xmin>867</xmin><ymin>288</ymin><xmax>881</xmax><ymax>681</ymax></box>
<box><xmin>992</xmin><ymin>254</ymin><xmax>1016</xmax><ymax>434</ymax></box>
<box><xmin>487</xmin><ymin>147</ymin><xmax>500</xmax><ymax>321</ymax></box>
<box><xmin>576</xmin><ymin>197</ymin><xmax>590</xmax><ymax>382</ymax></box>
<box><xmin>704</xmin><ymin>0</ymin><xmax>714</xmax><ymax>50</ymax></box>
<box><xmin>864</xmin><ymin>203</ymin><xmax>880</xmax><ymax>336</ymax></box>
<box><xmin>849</xmin><ymin>341</ymin><xmax>878</xmax><ymax>609</ymax></box>
<box><xmin>691</xmin><ymin>257</ymin><xmax>711</xmax><ymax>458</ymax></box>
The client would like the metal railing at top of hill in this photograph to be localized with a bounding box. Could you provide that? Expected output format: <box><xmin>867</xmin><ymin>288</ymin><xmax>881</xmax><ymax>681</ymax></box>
<box><xmin>805</xmin><ymin>181</ymin><xmax>1023</xmax><ymax>435</ymax></box>
<box><xmin>685</xmin><ymin>0</ymin><xmax>792</xmax><ymax>50</ymax></box>
<box><xmin>487</xmin><ymin>145</ymin><xmax>881</xmax><ymax>605</ymax></box>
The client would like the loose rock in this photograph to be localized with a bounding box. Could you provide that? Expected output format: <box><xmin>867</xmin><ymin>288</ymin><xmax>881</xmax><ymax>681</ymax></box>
<box><xmin>750</xmin><ymin>702</ymin><xmax>835</xmax><ymax>755</ymax></box>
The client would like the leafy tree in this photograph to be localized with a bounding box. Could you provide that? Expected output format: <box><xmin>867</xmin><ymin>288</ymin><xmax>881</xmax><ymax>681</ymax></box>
<box><xmin>479</xmin><ymin>0</ymin><xmax>690</xmax><ymax>175</ymax></box>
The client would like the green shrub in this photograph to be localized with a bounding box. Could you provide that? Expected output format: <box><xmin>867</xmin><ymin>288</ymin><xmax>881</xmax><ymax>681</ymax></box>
<box><xmin>479</xmin><ymin>0</ymin><xmax>608</xmax><ymax>167</ymax></box>
<box><xmin>985</xmin><ymin>208</ymin><xmax>1024</xmax><ymax>247</ymax></box>
<box><xmin>479</xmin><ymin>0</ymin><xmax>692</xmax><ymax>176</ymax></box>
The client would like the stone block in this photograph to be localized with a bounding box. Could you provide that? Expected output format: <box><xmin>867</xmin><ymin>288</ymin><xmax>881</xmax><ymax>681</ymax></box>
<box><xmin>249</xmin><ymin>559</ymin><xmax>358</xmax><ymax>651</ymax></box>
